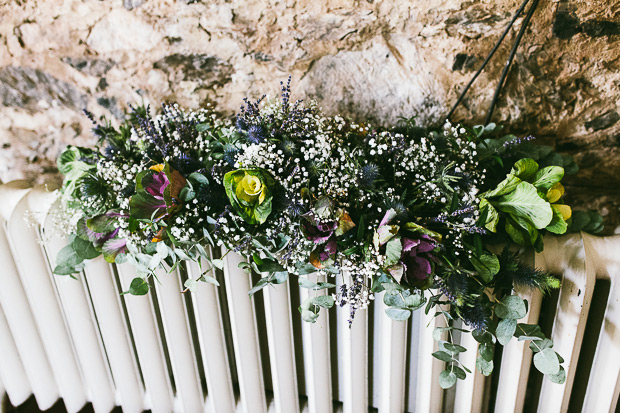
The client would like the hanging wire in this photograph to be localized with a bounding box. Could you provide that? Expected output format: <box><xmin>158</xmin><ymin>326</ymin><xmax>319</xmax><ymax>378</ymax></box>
<box><xmin>484</xmin><ymin>0</ymin><xmax>540</xmax><ymax>124</ymax></box>
<box><xmin>446</xmin><ymin>0</ymin><xmax>539</xmax><ymax>123</ymax></box>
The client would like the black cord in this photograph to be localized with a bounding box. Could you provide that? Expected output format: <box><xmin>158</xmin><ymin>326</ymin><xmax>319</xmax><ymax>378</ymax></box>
<box><xmin>446</xmin><ymin>0</ymin><xmax>531</xmax><ymax>121</ymax></box>
<box><xmin>484</xmin><ymin>0</ymin><xmax>540</xmax><ymax>124</ymax></box>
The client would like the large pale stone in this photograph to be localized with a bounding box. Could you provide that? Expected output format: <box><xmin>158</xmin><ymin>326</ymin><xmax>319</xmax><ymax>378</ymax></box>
<box><xmin>87</xmin><ymin>9</ymin><xmax>162</xmax><ymax>53</ymax></box>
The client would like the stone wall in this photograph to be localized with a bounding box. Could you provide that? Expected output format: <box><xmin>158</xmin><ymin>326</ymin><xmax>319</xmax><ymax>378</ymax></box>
<box><xmin>1</xmin><ymin>0</ymin><xmax>619</xmax><ymax>232</ymax></box>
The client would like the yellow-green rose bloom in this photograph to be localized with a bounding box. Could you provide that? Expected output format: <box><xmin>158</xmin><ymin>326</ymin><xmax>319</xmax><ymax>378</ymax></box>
<box><xmin>224</xmin><ymin>168</ymin><xmax>275</xmax><ymax>224</ymax></box>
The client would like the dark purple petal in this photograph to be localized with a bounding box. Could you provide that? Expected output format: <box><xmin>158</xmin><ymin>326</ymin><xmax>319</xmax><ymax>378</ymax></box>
<box><xmin>402</xmin><ymin>238</ymin><xmax>420</xmax><ymax>252</ymax></box>
<box><xmin>416</xmin><ymin>241</ymin><xmax>435</xmax><ymax>253</ymax></box>
<box><xmin>302</xmin><ymin>221</ymin><xmax>333</xmax><ymax>243</ymax></box>
<box><xmin>317</xmin><ymin>220</ymin><xmax>338</xmax><ymax>233</ymax></box>
<box><xmin>324</xmin><ymin>237</ymin><xmax>337</xmax><ymax>255</ymax></box>
<box><xmin>143</xmin><ymin>171</ymin><xmax>170</xmax><ymax>197</ymax></box>
<box><xmin>412</xmin><ymin>256</ymin><xmax>431</xmax><ymax>278</ymax></box>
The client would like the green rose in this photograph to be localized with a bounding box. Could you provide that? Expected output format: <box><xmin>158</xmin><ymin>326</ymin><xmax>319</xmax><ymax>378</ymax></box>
<box><xmin>224</xmin><ymin>168</ymin><xmax>275</xmax><ymax>224</ymax></box>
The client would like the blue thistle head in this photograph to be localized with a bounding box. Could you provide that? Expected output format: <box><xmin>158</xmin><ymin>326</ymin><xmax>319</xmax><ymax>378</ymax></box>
<box><xmin>171</xmin><ymin>153</ymin><xmax>202</xmax><ymax>175</ymax></box>
<box><xmin>223</xmin><ymin>144</ymin><xmax>239</xmax><ymax>166</ymax></box>
<box><xmin>236</xmin><ymin>117</ymin><xmax>247</xmax><ymax>132</ymax></box>
<box><xmin>247</xmin><ymin>125</ymin><xmax>266</xmax><ymax>144</ymax></box>
<box><xmin>460</xmin><ymin>304</ymin><xmax>490</xmax><ymax>331</ymax></box>
<box><xmin>359</xmin><ymin>163</ymin><xmax>379</xmax><ymax>187</ymax></box>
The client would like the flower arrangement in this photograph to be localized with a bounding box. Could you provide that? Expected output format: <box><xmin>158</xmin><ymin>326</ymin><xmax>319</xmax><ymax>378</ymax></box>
<box><xmin>53</xmin><ymin>79</ymin><xmax>603</xmax><ymax>388</ymax></box>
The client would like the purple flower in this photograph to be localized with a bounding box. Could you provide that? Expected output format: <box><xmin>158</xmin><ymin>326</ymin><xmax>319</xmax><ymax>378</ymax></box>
<box><xmin>401</xmin><ymin>235</ymin><xmax>436</xmax><ymax>282</ymax></box>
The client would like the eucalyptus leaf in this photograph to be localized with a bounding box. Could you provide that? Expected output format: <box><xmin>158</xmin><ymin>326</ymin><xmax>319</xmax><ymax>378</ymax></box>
<box><xmin>432</xmin><ymin>351</ymin><xmax>454</xmax><ymax>363</ymax></box>
<box><xmin>439</xmin><ymin>370</ymin><xmax>457</xmax><ymax>389</ymax></box>
<box><xmin>385</xmin><ymin>308</ymin><xmax>411</xmax><ymax>321</ymax></box>
<box><xmin>533</xmin><ymin>348</ymin><xmax>560</xmax><ymax>375</ymax></box>
<box><xmin>495</xmin><ymin>295</ymin><xmax>527</xmax><ymax>320</ymax></box>
<box><xmin>548</xmin><ymin>366</ymin><xmax>566</xmax><ymax>384</ymax></box>
<box><xmin>496</xmin><ymin>318</ymin><xmax>517</xmax><ymax>345</ymax></box>
<box><xmin>123</xmin><ymin>277</ymin><xmax>149</xmax><ymax>296</ymax></box>
<box><xmin>476</xmin><ymin>357</ymin><xmax>494</xmax><ymax>376</ymax></box>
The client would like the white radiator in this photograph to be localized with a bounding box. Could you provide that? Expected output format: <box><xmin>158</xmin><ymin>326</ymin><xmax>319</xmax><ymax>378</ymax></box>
<box><xmin>0</xmin><ymin>181</ymin><xmax>618</xmax><ymax>413</ymax></box>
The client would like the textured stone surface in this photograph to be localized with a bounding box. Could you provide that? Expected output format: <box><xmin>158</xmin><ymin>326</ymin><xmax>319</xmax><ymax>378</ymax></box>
<box><xmin>0</xmin><ymin>0</ymin><xmax>619</xmax><ymax>232</ymax></box>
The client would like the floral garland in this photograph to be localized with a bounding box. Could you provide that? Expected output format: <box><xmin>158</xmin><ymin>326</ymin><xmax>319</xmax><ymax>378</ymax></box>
<box><xmin>54</xmin><ymin>79</ymin><xmax>603</xmax><ymax>389</ymax></box>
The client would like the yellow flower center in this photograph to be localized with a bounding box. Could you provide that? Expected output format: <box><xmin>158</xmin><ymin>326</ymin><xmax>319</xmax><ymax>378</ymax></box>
<box><xmin>236</xmin><ymin>173</ymin><xmax>265</xmax><ymax>204</ymax></box>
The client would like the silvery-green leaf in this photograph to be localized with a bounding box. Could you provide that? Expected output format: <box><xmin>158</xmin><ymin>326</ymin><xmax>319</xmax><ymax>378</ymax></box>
<box><xmin>496</xmin><ymin>318</ymin><xmax>517</xmax><ymax>345</ymax></box>
<box><xmin>495</xmin><ymin>295</ymin><xmax>527</xmax><ymax>320</ymax></box>
<box><xmin>385</xmin><ymin>308</ymin><xmax>411</xmax><ymax>321</ymax></box>
<box><xmin>439</xmin><ymin>370</ymin><xmax>457</xmax><ymax>389</ymax></box>
<box><xmin>533</xmin><ymin>348</ymin><xmax>560</xmax><ymax>375</ymax></box>
<box><xmin>476</xmin><ymin>357</ymin><xmax>493</xmax><ymax>376</ymax></box>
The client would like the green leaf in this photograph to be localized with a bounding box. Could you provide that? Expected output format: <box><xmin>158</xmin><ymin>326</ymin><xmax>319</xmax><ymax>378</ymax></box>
<box><xmin>211</xmin><ymin>259</ymin><xmax>224</xmax><ymax>270</ymax></box>
<box><xmin>179</xmin><ymin>186</ymin><xmax>195</xmax><ymax>202</ymax></box>
<box><xmin>298</xmin><ymin>278</ymin><xmax>336</xmax><ymax>290</ymax></box>
<box><xmin>452</xmin><ymin>366</ymin><xmax>467</xmax><ymax>380</ymax></box>
<box><xmin>296</xmin><ymin>262</ymin><xmax>318</xmax><ymax>275</ymax></box>
<box><xmin>476</xmin><ymin>357</ymin><xmax>494</xmax><ymax>376</ymax></box>
<box><xmin>403</xmin><ymin>293</ymin><xmax>425</xmax><ymax>310</ymax></box>
<box><xmin>472</xmin><ymin>329</ymin><xmax>495</xmax><ymax>344</ymax></box>
<box><xmin>439</xmin><ymin>370</ymin><xmax>457</xmax><ymax>389</ymax></box>
<box><xmin>433</xmin><ymin>327</ymin><xmax>450</xmax><ymax>341</ymax></box>
<box><xmin>201</xmin><ymin>274</ymin><xmax>220</xmax><ymax>286</ymax></box>
<box><xmin>496</xmin><ymin>318</ymin><xmax>517</xmax><ymax>345</ymax></box>
<box><xmin>568</xmin><ymin>210</ymin><xmax>591</xmax><ymax>232</ymax></box>
<box><xmin>480</xmin><ymin>343</ymin><xmax>494</xmax><ymax>361</ymax></box>
<box><xmin>184</xmin><ymin>278</ymin><xmax>198</xmax><ymax>292</ymax></box>
<box><xmin>55</xmin><ymin>241</ymin><xmax>84</xmax><ymax>270</ymax></box>
<box><xmin>385</xmin><ymin>308</ymin><xmax>411</xmax><ymax>321</ymax></box>
<box><xmin>470</xmin><ymin>253</ymin><xmax>500</xmax><ymax>283</ymax></box>
<box><xmin>71</xmin><ymin>236</ymin><xmax>100</xmax><ymax>260</ymax></box>
<box><xmin>432</xmin><ymin>351</ymin><xmax>454</xmax><ymax>363</ymax></box>
<box><xmin>311</xmin><ymin>295</ymin><xmax>335</xmax><ymax>308</ymax></box>
<box><xmin>532</xmin><ymin>166</ymin><xmax>564</xmax><ymax>192</ymax></box>
<box><xmin>255</xmin><ymin>258</ymin><xmax>286</xmax><ymax>273</ymax></box>
<box><xmin>495</xmin><ymin>182</ymin><xmax>553</xmax><ymax>229</ymax></box>
<box><xmin>546</xmin><ymin>205</ymin><xmax>568</xmax><ymax>234</ymax></box>
<box><xmin>511</xmin><ymin>158</ymin><xmax>539</xmax><ymax>181</ymax></box>
<box><xmin>384</xmin><ymin>292</ymin><xmax>405</xmax><ymax>308</ymax></box>
<box><xmin>483</xmin><ymin>174</ymin><xmax>522</xmax><ymax>198</ymax></box>
<box><xmin>515</xmin><ymin>324</ymin><xmax>545</xmax><ymax>341</ymax></box>
<box><xmin>533</xmin><ymin>348</ymin><xmax>560</xmax><ymax>375</ymax></box>
<box><xmin>478</xmin><ymin>199</ymin><xmax>499</xmax><ymax>232</ymax></box>
<box><xmin>300</xmin><ymin>309</ymin><xmax>319</xmax><ymax>323</ymax></box>
<box><xmin>385</xmin><ymin>237</ymin><xmax>402</xmax><ymax>267</ymax></box>
<box><xmin>530</xmin><ymin>338</ymin><xmax>553</xmax><ymax>352</ymax></box>
<box><xmin>248</xmin><ymin>278</ymin><xmax>270</xmax><ymax>296</ymax></box>
<box><xmin>441</xmin><ymin>342</ymin><xmax>467</xmax><ymax>354</ymax></box>
<box><xmin>196</xmin><ymin>123</ymin><xmax>211</xmax><ymax>132</ymax></box>
<box><xmin>87</xmin><ymin>214</ymin><xmax>117</xmax><ymax>233</ymax></box>
<box><xmin>548</xmin><ymin>366</ymin><xmax>566</xmax><ymax>384</ymax></box>
<box><xmin>124</xmin><ymin>277</ymin><xmax>149</xmax><ymax>295</ymax></box>
<box><xmin>495</xmin><ymin>295</ymin><xmax>527</xmax><ymax>320</ymax></box>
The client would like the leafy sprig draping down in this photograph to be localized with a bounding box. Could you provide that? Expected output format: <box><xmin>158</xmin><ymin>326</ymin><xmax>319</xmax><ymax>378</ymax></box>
<box><xmin>51</xmin><ymin>87</ymin><xmax>602</xmax><ymax>389</ymax></box>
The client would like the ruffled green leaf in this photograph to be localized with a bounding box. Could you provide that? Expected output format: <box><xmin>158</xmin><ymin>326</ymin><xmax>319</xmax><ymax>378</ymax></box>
<box><xmin>532</xmin><ymin>166</ymin><xmax>564</xmax><ymax>192</ymax></box>
<box><xmin>496</xmin><ymin>182</ymin><xmax>553</xmax><ymax>229</ymax></box>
